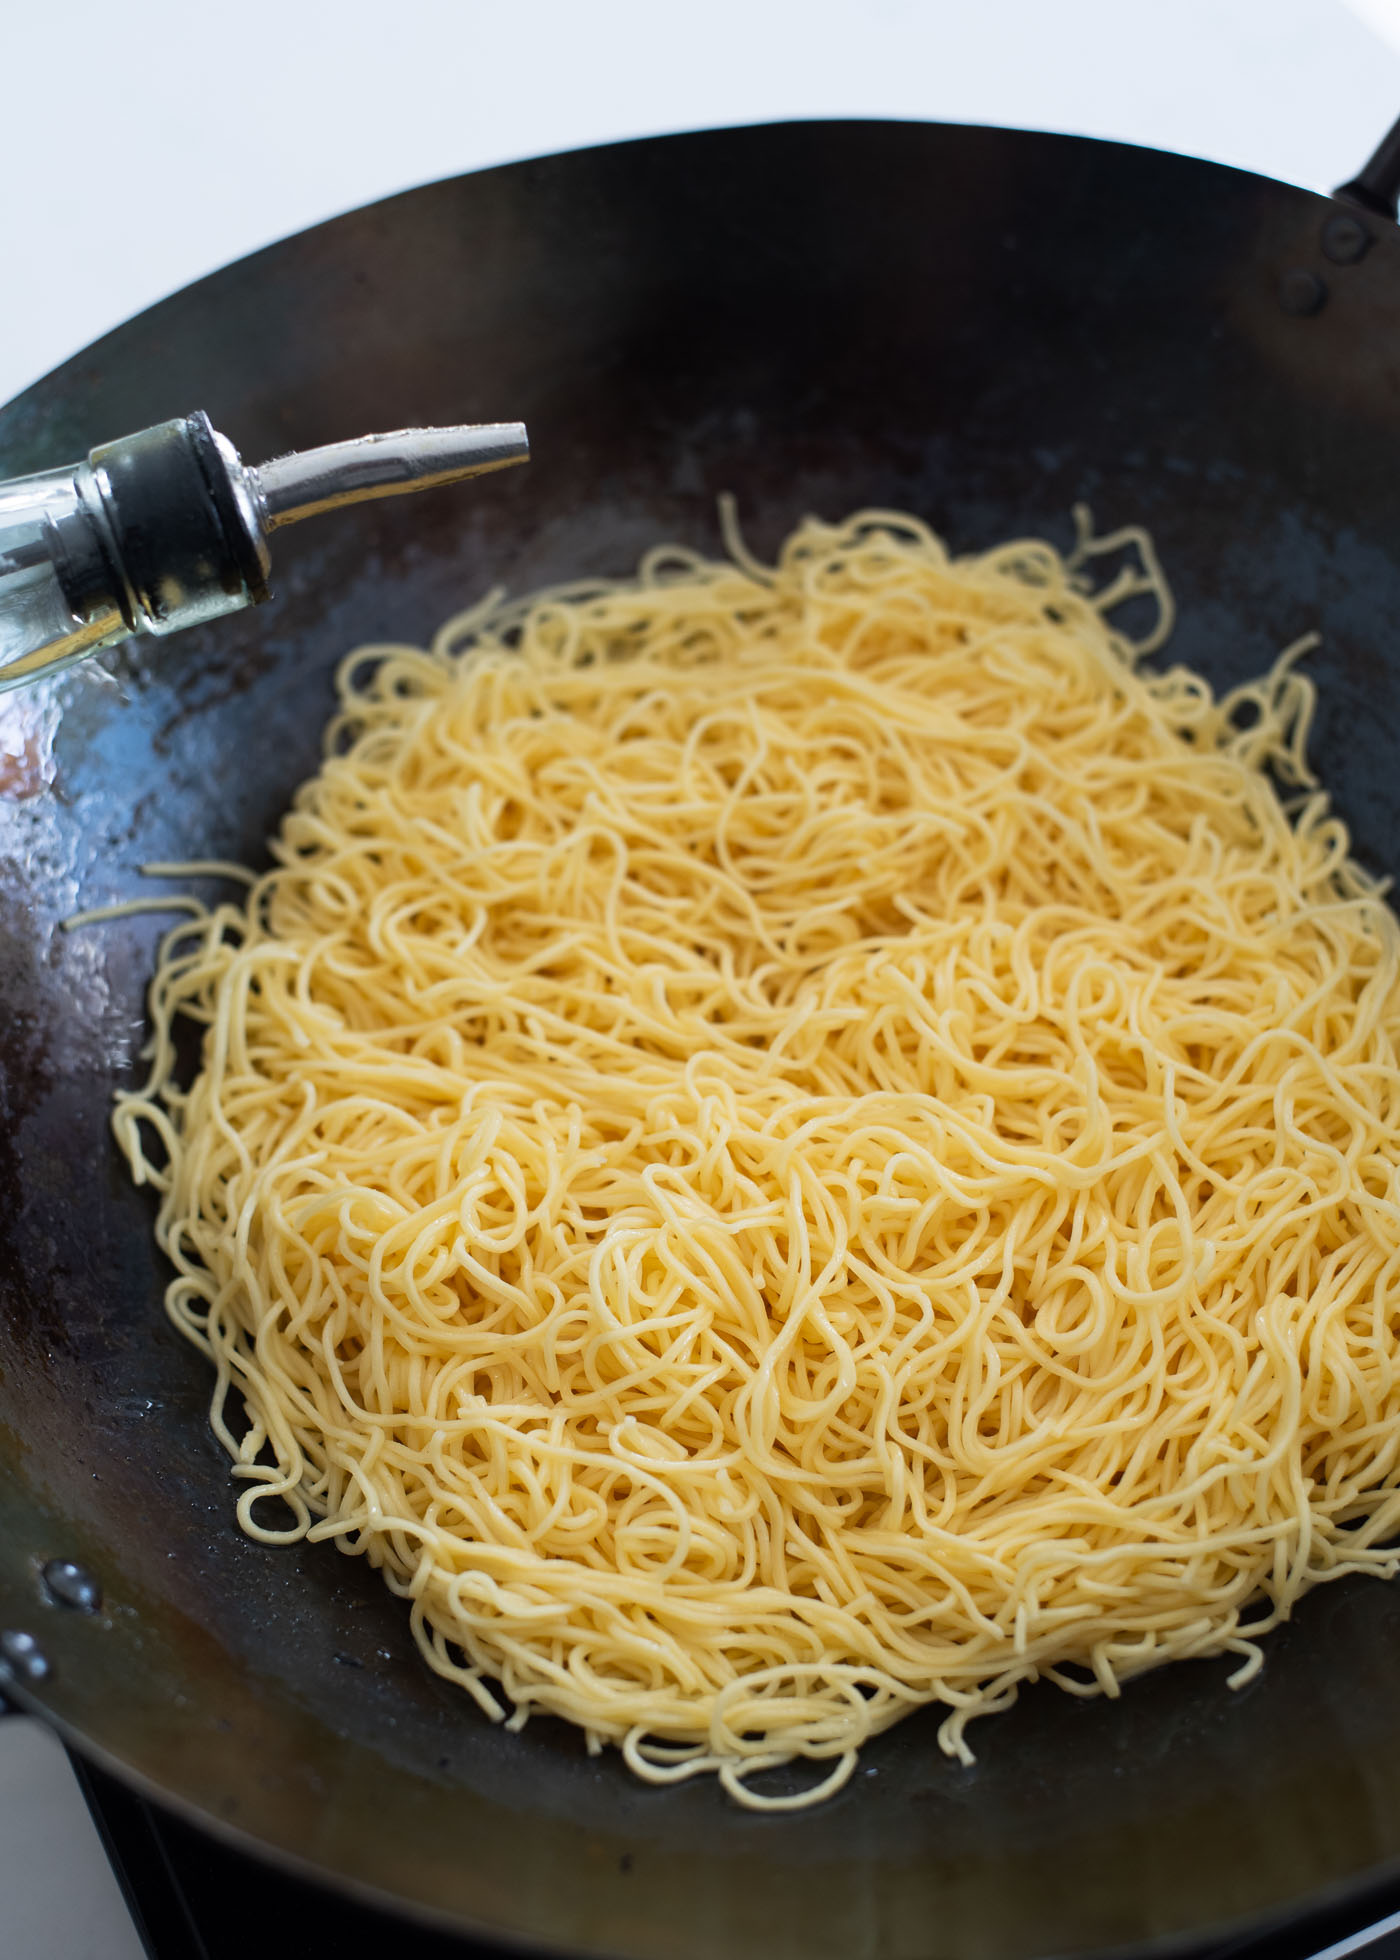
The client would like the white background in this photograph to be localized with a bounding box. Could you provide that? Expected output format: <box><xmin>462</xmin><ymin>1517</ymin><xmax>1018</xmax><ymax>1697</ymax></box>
<box><xmin>6</xmin><ymin>1</ymin><xmax>1400</xmax><ymax>1953</ymax></box>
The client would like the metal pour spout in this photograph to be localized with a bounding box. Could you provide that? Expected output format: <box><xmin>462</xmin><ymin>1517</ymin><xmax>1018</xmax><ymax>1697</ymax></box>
<box><xmin>0</xmin><ymin>413</ymin><xmax>530</xmax><ymax>694</ymax></box>
<box><xmin>253</xmin><ymin>423</ymin><xmax>529</xmax><ymax>529</ymax></box>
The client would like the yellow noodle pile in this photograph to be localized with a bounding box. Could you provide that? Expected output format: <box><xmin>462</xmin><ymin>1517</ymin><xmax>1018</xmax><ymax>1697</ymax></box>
<box><xmin>112</xmin><ymin>507</ymin><xmax>1400</xmax><ymax>1807</ymax></box>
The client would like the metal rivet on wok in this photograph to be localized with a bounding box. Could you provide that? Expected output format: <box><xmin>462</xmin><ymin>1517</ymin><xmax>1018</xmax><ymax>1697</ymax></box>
<box><xmin>1278</xmin><ymin>268</ymin><xmax>1328</xmax><ymax>316</ymax></box>
<box><xmin>1321</xmin><ymin>211</ymin><xmax>1372</xmax><ymax>264</ymax></box>
<box><xmin>0</xmin><ymin>1630</ymin><xmax>50</xmax><ymax>1684</ymax></box>
<box><xmin>40</xmin><ymin>1560</ymin><xmax>102</xmax><ymax>1614</ymax></box>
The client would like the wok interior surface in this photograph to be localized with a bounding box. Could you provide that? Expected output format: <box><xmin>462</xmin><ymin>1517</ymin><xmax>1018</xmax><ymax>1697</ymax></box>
<box><xmin>6</xmin><ymin>120</ymin><xmax>1400</xmax><ymax>1960</ymax></box>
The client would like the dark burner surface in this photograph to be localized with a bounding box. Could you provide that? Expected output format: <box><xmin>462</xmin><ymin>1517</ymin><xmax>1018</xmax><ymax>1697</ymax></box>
<box><xmin>72</xmin><ymin>1752</ymin><xmax>535</xmax><ymax>1960</ymax></box>
<box><xmin>67</xmin><ymin>1748</ymin><xmax>1400</xmax><ymax>1960</ymax></box>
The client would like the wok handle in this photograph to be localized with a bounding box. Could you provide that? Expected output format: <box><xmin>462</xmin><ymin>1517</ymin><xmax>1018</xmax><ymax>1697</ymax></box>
<box><xmin>1336</xmin><ymin>113</ymin><xmax>1400</xmax><ymax>217</ymax></box>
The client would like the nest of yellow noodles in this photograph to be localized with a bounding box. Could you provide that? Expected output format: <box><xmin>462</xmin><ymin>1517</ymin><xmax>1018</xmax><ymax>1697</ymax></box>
<box><xmin>114</xmin><ymin>506</ymin><xmax>1400</xmax><ymax>1807</ymax></box>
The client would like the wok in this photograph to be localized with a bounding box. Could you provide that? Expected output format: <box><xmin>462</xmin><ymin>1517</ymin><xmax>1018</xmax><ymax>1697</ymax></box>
<box><xmin>6</xmin><ymin>117</ymin><xmax>1400</xmax><ymax>1960</ymax></box>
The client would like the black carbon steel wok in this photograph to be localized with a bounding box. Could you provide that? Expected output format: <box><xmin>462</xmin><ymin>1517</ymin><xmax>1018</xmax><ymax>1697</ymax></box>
<box><xmin>7</xmin><ymin>119</ymin><xmax>1400</xmax><ymax>1960</ymax></box>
